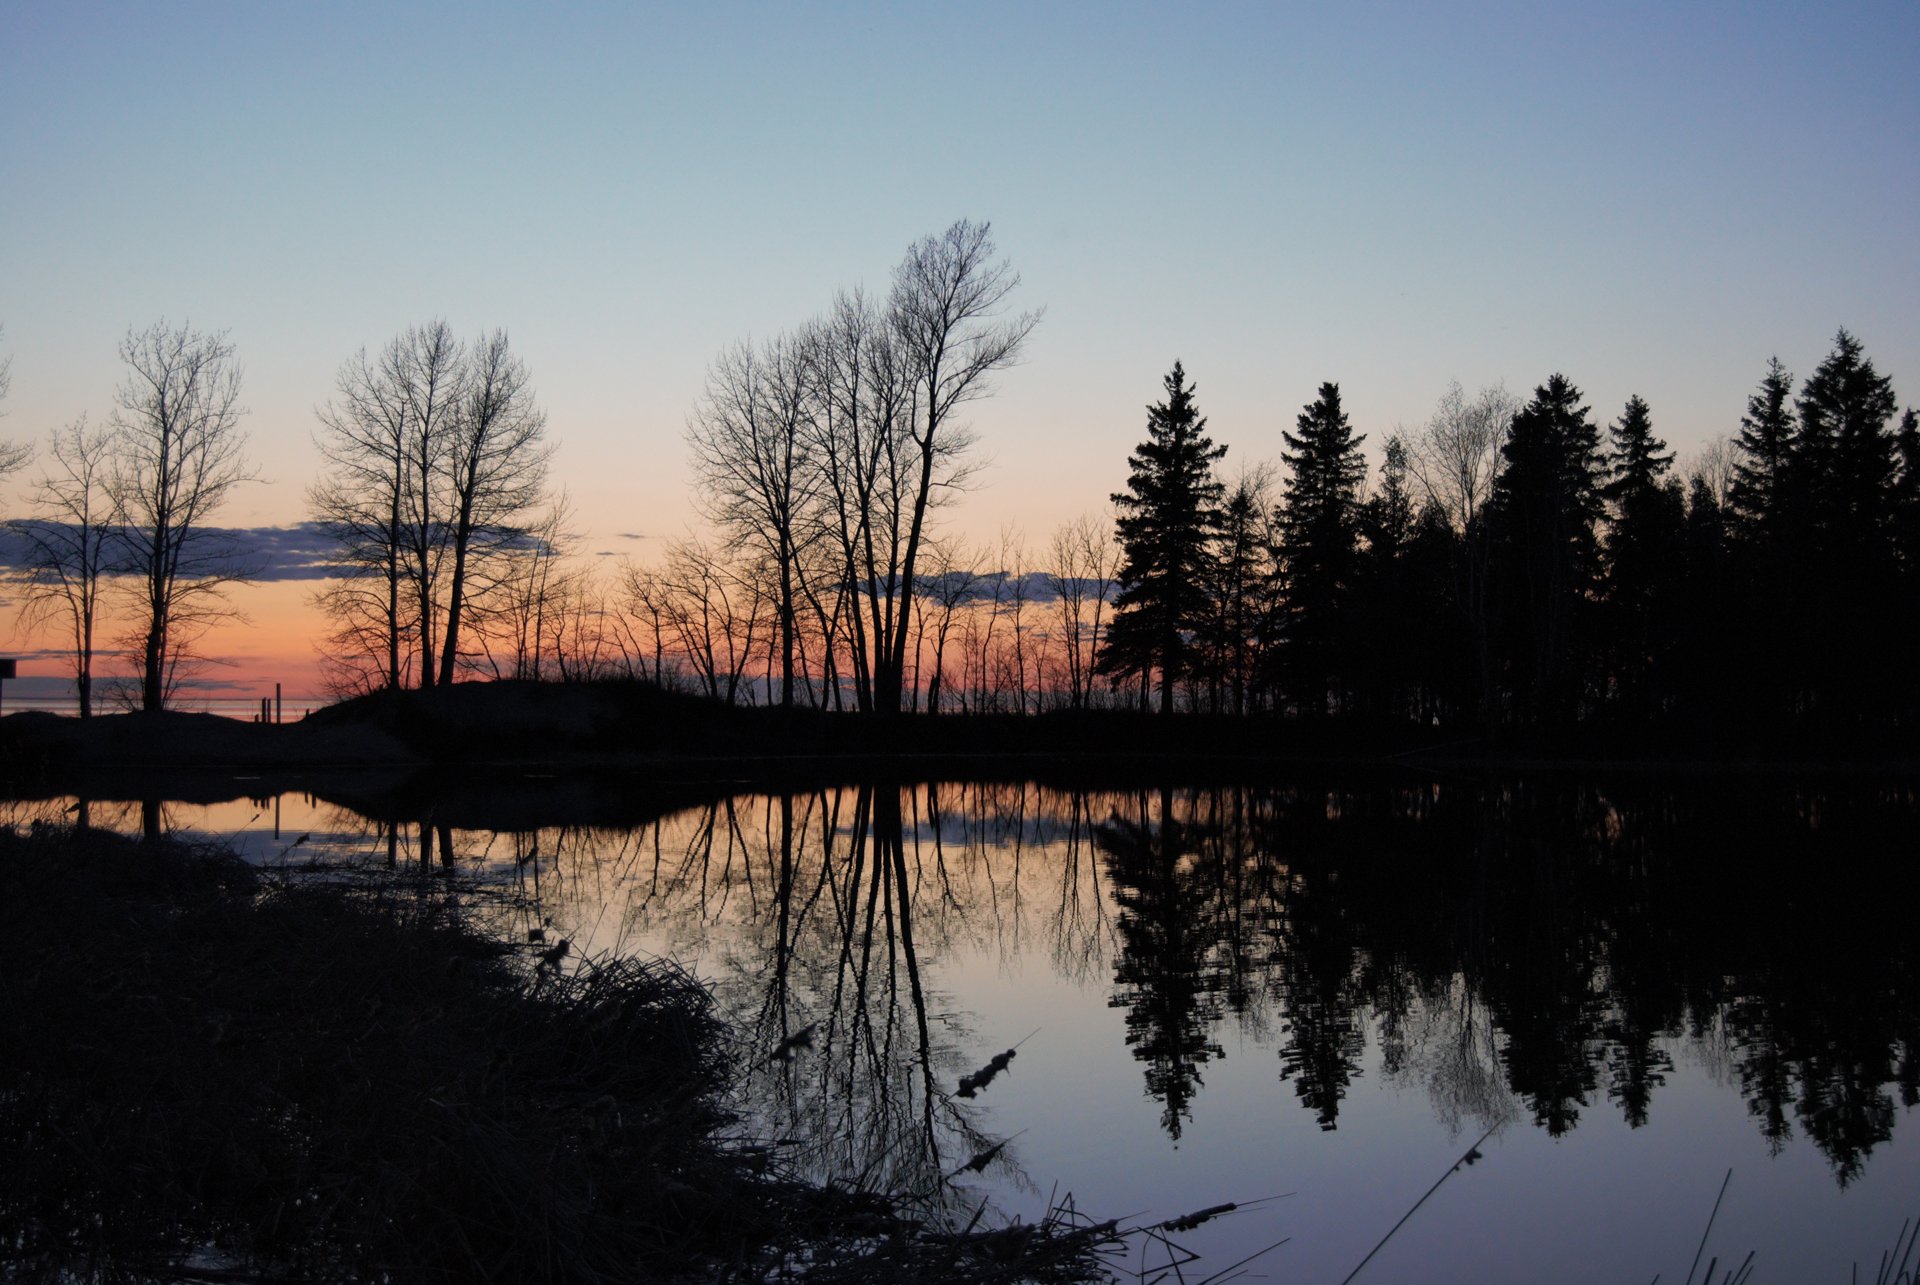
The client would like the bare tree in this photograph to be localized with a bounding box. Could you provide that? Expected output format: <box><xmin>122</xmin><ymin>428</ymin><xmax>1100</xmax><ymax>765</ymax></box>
<box><xmin>1045</xmin><ymin>514</ymin><xmax>1118</xmax><ymax>711</ymax></box>
<box><xmin>917</xmin><ymin>537</ymin><xmax>979</xmax><ymax>715</ymax></box>
<box><xmin>619</xmin><ymin>560</ymin><xmax>675</xmax><ymax>688</ymax></box>
<box><xmin>654</xmin><ymin>537</ymin><xmax>769</xmax><ymax>703</ymax></box>
<box><xmin>1687</xmin><ymin>433</ymin><xmax>1737</xmax><ymax>510</ymax></box>
<box><xmin>12</xmin><ymin>415</ymin><xmax>117</xmax><ymax>715</ymax></box>
<box><xmin>1408</xmin><ymin>381</ymin><xmax>1517</xmax><ymax>720</ymax></box>
<box><xmin>680</xmin><ymin>222</ymin><xmax>1035</xmax><ymax>714</ymax></box>
<box><xmin>687</xmin><ymin>329</ymin><xmax>817</xmax><ymax>706</ymax></box>
<box><xmin>108</xmin><ymin>322</ymin><xmax>257</xmax><ymax>712</ymax></box>
<box><xmin>470</xmin><ymin>493</ymin><xmax>574</xmax><ymax>681</ymax></box>
<box><xmin>804</xmin><ymin>288</ymin><xmax>915</xmax><ymax>713</ymax></box>
<box><xmin>311</xmin><ymin>338</ymin><xmax>421</xmax><ymax>691</ymax></box>
<box><xmin>396</xmin><ymin>322</ymin><xmax>466</xmax><ymax>689</ymax></box>
<box><xmin>877</xmin><ymin>220</ymin><xmax>1039</xmax><ymax>715</ymax></box>
<box><xmin>312</xmin><ymin>323</ymin><xmax>551</xmax><ymax>692</ymax></box>
<box><xmin>1408</xmin><ymin>381</ymin><xmax>1512</xmax><ymax>539</ymax></box>
<box><xmin>436</xmin><ymin>329</ymin><xmax>551</xmax><ymax>684</ymax></box>
<box><xmin>993</xmin><ymin>528</ymin><xmax>1036</xmax><ymax>712</ymax></box>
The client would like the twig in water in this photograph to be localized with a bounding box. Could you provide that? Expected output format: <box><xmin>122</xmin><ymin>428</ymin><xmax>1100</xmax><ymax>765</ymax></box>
<box><xmin>1338</xmin><ymin>1123</ymin><xmax>1499</xmax><ymax>1285</ymax></box>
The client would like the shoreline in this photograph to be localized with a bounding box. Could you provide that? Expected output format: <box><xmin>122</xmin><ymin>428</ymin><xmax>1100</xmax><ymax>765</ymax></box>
<box><xmin>4</xmin><ymin>681</ymin><xmax>1917</xmax><ymax>799</ymax></box>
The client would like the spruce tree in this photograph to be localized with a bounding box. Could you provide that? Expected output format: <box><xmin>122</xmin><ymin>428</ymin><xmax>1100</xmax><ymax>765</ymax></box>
<box><xmin>1726</xmin><ymin>357</ymin><xmax>1800</xmax><ymax>725</ymax></box>
<box><xmin>1600</xmin><ymin>396</ymin><xmax>1683</xmax><ymax>719</ymax></box>
<box><xmin>1796</xmin><ymin>328</ymin><xmax>1899</xmax><ymax>545</ymax></box>
<box><xmin>1102</xmin><ymin>361</ymin><xmax>1226</xmax><ymax>714</ymax></box>
<box><xmin>1278</xmin><ymin>381</ymin><xmax>1367</xmax><ymax>715</ymax></box>
<box><xmin>1675</xmin><ymin>475</ymin><xmax>1734</xmax><ymax>733</ymax></box>
<box><xmin>1198</xmin><ymin>470</ymin><xmax>1278</xmax><ymax>715</ymax></box>
<box><xmin>1893</xmin><ymin>409</ymin><xmax>1920</xmax><ymax>725</ymax></box>
<box><xmin>1787</xmin><ymin>330</ymin><xmax>1899</xmax><ymax>727</ymax></box>
<box><xmin>1893</xmin><ymin>408</ymin><xmax>1920</xmax><ymax>575</ymax></box>
<box><xmin>1601</xmin><ymin>396</ymin><xmax>1673</xmax><ymax>508</ymax></box>
<box><xmin>1488</xmin><ymin>373</ymin><xmax>1603</xmax><ymax>725</ymax></box>
<box><xmin>1353</xmin><ymin>435</ymin><xmax>1421</xmax><ymax>720</ymax></box>
<box><xmin>1728</xmin><ymin>356</ymin><xmax>1795</xmax><ymax>544</ymax></box>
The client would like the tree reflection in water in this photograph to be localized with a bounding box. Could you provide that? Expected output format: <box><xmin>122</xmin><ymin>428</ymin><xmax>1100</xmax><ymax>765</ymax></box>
<box><xmin>393</xmin><ymin>774</ymin><xmax>1920</xmax><ymax>1192</ymax></box>
<box><xmin>500</xmin><ymin>781</ymin><xmax>1103</xmax><ymax>1215</ymax></box>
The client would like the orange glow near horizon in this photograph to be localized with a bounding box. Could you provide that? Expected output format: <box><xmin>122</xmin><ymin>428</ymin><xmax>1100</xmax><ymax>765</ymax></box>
<box><xmin>2</xmin><ymin>578</ymin><xmax>331</xmax><ymax>708</ymax></box>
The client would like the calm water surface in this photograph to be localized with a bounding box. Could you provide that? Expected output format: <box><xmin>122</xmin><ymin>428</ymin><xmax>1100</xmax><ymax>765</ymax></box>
<box><xmin>18</xmin><ymin>774</ymin><xmax>1920</xmax><ymax>1283</ymax></box>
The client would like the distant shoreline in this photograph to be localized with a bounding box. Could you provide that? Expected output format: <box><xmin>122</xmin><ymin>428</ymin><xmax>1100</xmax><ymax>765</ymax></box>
<box><xmin>4</xmin><ymin>681</ymin><xmax>1917</xmax><ymax>806</ymax></box>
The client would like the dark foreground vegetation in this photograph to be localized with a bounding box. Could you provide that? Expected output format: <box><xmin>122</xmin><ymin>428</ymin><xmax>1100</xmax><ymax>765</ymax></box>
<box><xmin>0</xmin><ymin>825</ymin><xmax>1134</xmax><ymax>1283</ymax></box>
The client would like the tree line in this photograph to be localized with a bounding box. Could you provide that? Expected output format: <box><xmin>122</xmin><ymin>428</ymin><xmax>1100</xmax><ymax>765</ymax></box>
<box><xmin>1099</xmin><ymin>332</ymin><xmax>1918</xmax><ymax>736</ymax></box>
<box><xmin>664</xmin><ymin>314</ymin><xmax>1917</xmax><ymax>738</ymax></box>
<box><xmin>5</xmin><ymin>240</ymin><xmax>1914</xmax><ymax>736</ymax></box>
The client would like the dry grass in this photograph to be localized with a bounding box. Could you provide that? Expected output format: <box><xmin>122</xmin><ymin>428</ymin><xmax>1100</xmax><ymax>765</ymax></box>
<box><xmin>0</xmin><ymin>824</ymin><xmax>1141</xmax><ymax>1284</ymax></box>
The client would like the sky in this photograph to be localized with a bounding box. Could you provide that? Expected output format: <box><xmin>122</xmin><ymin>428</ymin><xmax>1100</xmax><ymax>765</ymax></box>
<box><xmin>2</xmin><ymin>1</ymin><xmax>1916</xmax><ymax>701</ymax></box>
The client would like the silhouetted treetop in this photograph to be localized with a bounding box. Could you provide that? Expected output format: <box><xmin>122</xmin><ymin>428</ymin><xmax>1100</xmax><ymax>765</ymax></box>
<box><xmin>1103</xmin><ymin>361</ymin><xmax>1226</xmax><ymax>715</ymax></box>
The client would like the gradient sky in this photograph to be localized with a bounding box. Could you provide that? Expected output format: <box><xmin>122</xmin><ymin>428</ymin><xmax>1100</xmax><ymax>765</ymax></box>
<box><xmin>3</xmin><ymin>1</ymin><xmax>1916</xmax><ymax>698</ymax></box>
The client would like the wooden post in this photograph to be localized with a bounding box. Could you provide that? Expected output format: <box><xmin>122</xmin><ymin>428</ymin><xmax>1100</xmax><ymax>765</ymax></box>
<box><xmin>275</xmin><ymin>682</ymin><xmax>282</xmax><ymax>725</ymax></box>
<box><xmin>0</xmin><ymin>659</ymin><xmax>12</xmax><ymax>715</ymax></box>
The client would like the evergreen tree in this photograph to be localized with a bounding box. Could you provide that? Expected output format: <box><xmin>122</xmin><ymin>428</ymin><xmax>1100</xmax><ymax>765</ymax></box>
<box><xmin>1198</xmin><ymin>468</ymin><xmax>1278</xmax><ymax>715</ymax></box>
<box><xmin>1728</xmin><ymin>356</ymin><xmax>1796</xmax><ymax>544</ymax></box>
<box><xmin>1600</xmin><ymin>396</ymin><xmax>1683</xmax><ymax>720</ymax></box>
<box><xmin>1674</xmin><ymin>475</ymin><xmax>1734</xmax><ymax>736</ymax></box>
<box><xmin>1790</xmin><ymin>330</ymin><xmax>1900</xmax><ymax>726</ymax></box>
<box><xmin>1796</xmin><ymin>328</ymin><xmax>1899</xmax><ymax>548</ymax></box>
<box><xmin>1893</xmin><ymin>408</ymin><xmax>1920</xmax><ymax>575</ymax></box>
<box><xmin>1102</xmin><ymin>361</ymin><xmax>1226</xmax><ymax>714</ymax></box>
<box><xmin>1890</xmin><ymin>408</ymin><xmax>1920</xmax><ymax>725</ymax></box>
<box><xmin>1721</xmin><ymin>357</ymin><xmax>1806</xmax><ymax>728</ymax></box>
<box><xmin>1277</xmin><ymin>382</ymin><xmax>1367</xmax><ymax>715</ymax></box>
<box><xmin>1601</xmin><ymin>396</ymin><xmax>1673</xmax><ymax>509</ymax></box>
<box><xmin>1488</xmin><ymin>374</ymin><xmax>1604</xmax><ymax>725</ymax></box>
<box><xmin>1362</xmin><ymin>434</ymin><xmax>1417</xmax><ymax>559</ymax></box>
<box><xmin>1352</xmin><ymin>435</ymin><xmax>1420</xmax><ymax>721</ymax></box>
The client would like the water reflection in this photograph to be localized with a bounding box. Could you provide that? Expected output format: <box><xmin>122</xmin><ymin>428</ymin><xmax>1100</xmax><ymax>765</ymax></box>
<box><xmin>507</xmin><ymin>774</ymin><xmax>1916</xmax><ymax>1191</ymax></box>
<box><xmin>25</xmin><ymin>773</ymin><xmax>1919</xmax><ymax>1197</ymax></box>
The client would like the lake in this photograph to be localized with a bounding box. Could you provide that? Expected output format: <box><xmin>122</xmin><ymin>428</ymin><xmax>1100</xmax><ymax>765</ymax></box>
<box><xmin>13</xmin><ymin>771</ymin><xmax>1919</xmax><ymax>1283</ymax></box>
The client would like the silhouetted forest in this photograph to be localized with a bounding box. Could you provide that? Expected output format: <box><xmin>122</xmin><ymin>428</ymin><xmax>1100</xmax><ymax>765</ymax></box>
<box><xmin>1070</xmin><ymin>333</ymin><xmax>1920</xmax><ymax>736</ymax></box>
<box><xmin>647</xmin><ymin>324</ymin><xmax>1918</xmax><ymax>744</ymax></box>
<box><xmin>8</xmin><ymin>286</ymin><xmax>1914</xmax><ymax>748</ymax></box>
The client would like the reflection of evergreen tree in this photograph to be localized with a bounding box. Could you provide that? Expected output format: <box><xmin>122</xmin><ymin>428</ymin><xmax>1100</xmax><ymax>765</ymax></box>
<box><xmin>1097</xmin><ymin>789</ymin><xmax>1226</xmax><ymax>1139</ymax></box>
<box><xmin>1270</xmin><ymin>857</ymin><xmax>1368</xmax><ymax>1130</ymax></box>
<box><xmin>1592</xmin><ymin>795</ymin><xmax>1683</xmax><ymax>1129</ymax></box>
<box><xmin>1494</xmin><ymin>966</ymin><xmax>1602</xmax><ymax>1136</ymax></box>
<box><xmin>1476</xmin><ymin>785</ymin><xmax>1607</xmax><ymax>1136</ymax></box>
<box><xmin>1601</xmin><ymin>1018</ymin><xmax>1673</xmax><ymax>1129</ymax></box>
<box><xmin>1795</xmin><ymin>1053</ymin><xmax>1896</xmax><ymax>1188</ymax></box>
<box><xmin>1729</xmin><ymin>1000</ymin><xmax>1796</xmax><ymax>1154</ymax></box>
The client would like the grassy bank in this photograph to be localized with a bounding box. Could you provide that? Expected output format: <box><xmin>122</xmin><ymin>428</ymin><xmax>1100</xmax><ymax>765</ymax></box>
<box><xmin>0</xmin><ymin>825</ymin><xmax>1125</xmax><ymax>1283</ymax></box>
